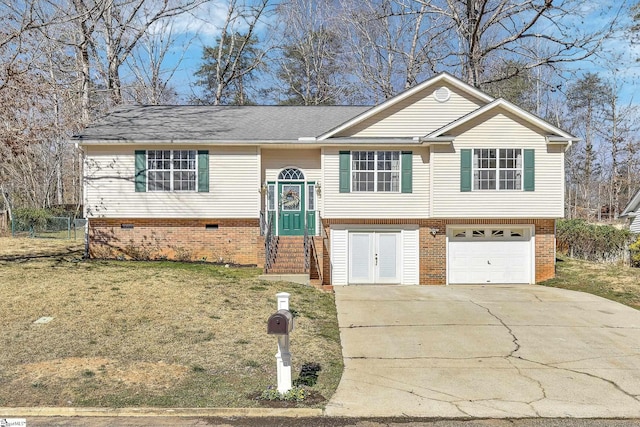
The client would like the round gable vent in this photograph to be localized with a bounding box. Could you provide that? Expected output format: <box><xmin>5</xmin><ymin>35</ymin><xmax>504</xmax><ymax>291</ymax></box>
<box><xmin>434</xmin><ymin>86</ymin><xmax>451</xmax><ymax>102</ymax></box>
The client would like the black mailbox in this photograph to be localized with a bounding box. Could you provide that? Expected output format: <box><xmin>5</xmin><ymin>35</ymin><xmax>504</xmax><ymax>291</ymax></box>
<box><xmin>267</xmin><ymin>309</ymin><xmax>293</xmax><ymax>335</ymax></box>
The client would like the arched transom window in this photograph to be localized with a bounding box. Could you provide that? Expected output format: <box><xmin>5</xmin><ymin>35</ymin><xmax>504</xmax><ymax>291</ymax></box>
<box><xmin>278</xmin><ymin>168</ymin><xmax>305</xmax><ymax>180</ymax></box>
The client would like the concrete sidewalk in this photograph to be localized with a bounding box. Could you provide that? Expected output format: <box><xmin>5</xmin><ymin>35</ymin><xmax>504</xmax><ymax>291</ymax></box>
<box><xmin>325</xmin><ymin>285</ymin><xmax>640</xmax><ymax>418</ymax></box>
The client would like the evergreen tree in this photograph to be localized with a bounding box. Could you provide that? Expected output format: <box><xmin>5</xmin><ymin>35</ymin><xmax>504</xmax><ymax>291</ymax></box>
<box><xmin>194</xmin><ymin>32</ymin><xmax>264</xmax><ymax>105</ymax></box>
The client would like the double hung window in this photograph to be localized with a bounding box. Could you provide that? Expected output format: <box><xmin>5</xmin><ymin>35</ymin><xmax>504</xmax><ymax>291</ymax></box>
<box><xmin>473</xmin><ymin>148</ymin><xmax>522</xmax><ymax>191</ymax></box>
<box><xmin>351</xmin><ymin>151</ymin><xmax>400</xmax><ymax>192</ymax></box>
<box><xmin>147</xmin><ymin>150</ymin><xmax>196</xmax><ymax>192</ymax></box>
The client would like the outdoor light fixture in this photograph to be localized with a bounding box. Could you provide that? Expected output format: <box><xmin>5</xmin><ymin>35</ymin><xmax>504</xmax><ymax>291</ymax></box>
<box><xmin>430</xmin><ymin>227</ymin><xmax>439</xmax><ymax>236</ymax></box>
<box><xmin>315</xmin><ymin>182</ymin><xmax>322</xmax><ymax>196</ymax></box>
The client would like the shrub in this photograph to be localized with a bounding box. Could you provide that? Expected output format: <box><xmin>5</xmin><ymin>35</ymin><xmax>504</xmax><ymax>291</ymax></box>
<box><xmin>12</xmin><ymin>208</ymin><xmax>52</xmax><ymax>234</ymax></box>
<box><xmin>260</xmin><ymin>386</ymin><xmax>306</xmax><ymax>402</ymax></box>
<box><xmin>556</xmin><ymin>219</ymin><xmax>633</xmax><ymax>263</ymax></box>
<box><xmin>630</xmin><ymin>236</ymin><xmax>640</xmax><ymax>267</ymax></box>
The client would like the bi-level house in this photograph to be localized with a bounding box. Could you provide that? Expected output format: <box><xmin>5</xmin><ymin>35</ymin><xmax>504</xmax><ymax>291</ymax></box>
<box><xmin>75</xmin><ymin>72</ymin><xmax>575</xmax><ymax>286</ymax></box>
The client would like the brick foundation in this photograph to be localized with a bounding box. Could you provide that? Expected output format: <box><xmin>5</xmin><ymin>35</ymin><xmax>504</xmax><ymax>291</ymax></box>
<box><xmin>89</xmin><ymin>217</ymin><xmax>557</xmax><ymax>285</ymax></box>
<box><xmin>322</xmin><ymin>218</ymin><xmax>557</xmax><ymax>285</ymax></box>
<box><xmin>89</xmin><ymin>218</ymin><xmax>262</xmax><ymax>266</ymax></box>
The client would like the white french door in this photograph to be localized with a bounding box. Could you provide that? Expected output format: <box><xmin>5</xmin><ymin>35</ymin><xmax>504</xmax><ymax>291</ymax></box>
<box><xmin>348</xmin><ymin>232</ymin><xmax>400</xmax><ymax>284</ymax></box>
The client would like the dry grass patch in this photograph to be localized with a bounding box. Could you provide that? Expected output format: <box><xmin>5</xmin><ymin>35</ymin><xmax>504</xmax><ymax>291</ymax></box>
<box><xmin>542</xmin><ymin>255</ymin><xmax>640</xmax><ymax>310</ymax></box>
<box><xmin>0</xmin><ymin>237</ymin><xmax>343</xmax><ymax>408</ymax></box>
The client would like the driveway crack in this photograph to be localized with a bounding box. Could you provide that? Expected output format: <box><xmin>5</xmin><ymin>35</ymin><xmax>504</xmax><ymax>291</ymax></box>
<box><xmin>469</xmin><ymin>302</ymin><xmax>640</xmax><ymax>405</ymax></box>
<box><xmin>519</xmin><ymin>356</ymin><xmax>640</xmax><ymax>403</ymax></box>
<box><xmin>339</xmin><ymin>372</ymin><xmax>472</xmax><ymax>416</ymax></box>
<box><xmin>471</xmin><ymin>301</ymin><xmax>520</xmax><ymax>357</ymax></box>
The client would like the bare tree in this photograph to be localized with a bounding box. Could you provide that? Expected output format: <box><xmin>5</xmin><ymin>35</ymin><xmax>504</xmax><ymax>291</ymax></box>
<box><xmin>100</xmin><ymin>0</ymin><xmax>207</xmax><ymax>105</ymax></box>
<box><xmin>426</xmin><ymin>0</ymin><xmax>625</xmax><ymax>88</ymax></box>
<box><xmin>271</xmin><ymin>0</ymin><xmax>348</xmax><ymax>105</ymax></box>
<box><xmin>339</xmin><ymin>0</ymin><xmax>446</xmax><ymax>102</ymax></box>
<box><xmin>597</xmin><ymin>76</ymin><xmax>639</xmax><ymax>219</ymax></box>
<box><xmin>566</xmin><ymin>73</ymin><xmax>608</xmax><ymax>217</ymax></box>
<box><xmin>125</xmin><ymin>18</ymin><xmax>186</xmax><ymax>104</ymax></box>
<box><xmin>67</xmin><ymin>0</ymin><xmax>107</xmax><ymax>125</ymax></box>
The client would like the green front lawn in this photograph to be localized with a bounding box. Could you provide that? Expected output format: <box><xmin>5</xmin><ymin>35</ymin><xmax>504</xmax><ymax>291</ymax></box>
<box><xmin>542</xmin><ymin>255</ymin><xmax>640</xmax><ymax>310</ymax></box>
<box><xmin>0</xmin><ymin>238</ymin><xmax>343</xmax><ymax>408</ymax></box>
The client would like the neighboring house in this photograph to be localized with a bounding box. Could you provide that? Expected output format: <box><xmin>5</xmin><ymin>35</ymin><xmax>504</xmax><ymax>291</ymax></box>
<box><xmin>621</xmin><ymin>189</ymin><xmax>640</xmax><ymax>233</ymax></box>
<box><xmin>74</xmin><ymin>72</ymin><xmax>576</xmax><ymax>286</ymax></box>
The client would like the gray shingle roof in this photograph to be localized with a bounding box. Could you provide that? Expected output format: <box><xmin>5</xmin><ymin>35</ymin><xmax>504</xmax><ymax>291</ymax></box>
<box><xmin>74</xmin><ymin>105</ymin><xmax>372</xmax><ymax>142</ymax></box>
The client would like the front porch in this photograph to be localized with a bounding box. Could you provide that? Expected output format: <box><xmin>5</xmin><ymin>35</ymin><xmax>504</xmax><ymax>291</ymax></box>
<box><xmin>260</xmin><ymin>211</ymin><xmax>325</xmax><ymax>289</ymax></box>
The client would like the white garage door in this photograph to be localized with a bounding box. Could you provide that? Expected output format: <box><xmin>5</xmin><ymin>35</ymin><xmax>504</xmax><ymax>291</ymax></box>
<box><xmin>448</xmin><ymin>226</ymin><xmax>533</xmax><ymax>284</ymax></box>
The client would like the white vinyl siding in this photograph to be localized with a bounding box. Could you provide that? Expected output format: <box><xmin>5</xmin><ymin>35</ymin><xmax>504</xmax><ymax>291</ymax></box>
<box><xmin>322</xmin><ymin>147</ymin><xmax>430</xmax><ymax>218</ymax></box>
<box><xmin>431</xmin><ymin>111</ymin><xmax>564</xmax><ymax>218</ymax></box>
<box><xmin>331</xmin><ymin>228</ymin><xmax>349</xmax><ymax>285</ymax></box>
<box><xmin>402</xmin><ymin>228</ymin><xmax>419</xmax><ymax>285</ymax></box>
<box><xmin>631</xmin><ymin>215</ymin><xmax>640</xmax><ymax>233</ymax></box>
<box><xmin>336</xmin><ymin>84</ymin><xmax>484</xmax><ymax>138</ymax></box>
<box><xmin>261</xmin><ymin>148</ymin><xmax>322</xmax><ymax>215</ymax></box>
<box><xmin>85</xmin><ymin>145</ymin><xmax>259</xmax><ymax>218</ymax></box>
<box><xmin>261</xmin><ymin>149</ymin><xmax>321</xmax><ymax>183</ymax></box>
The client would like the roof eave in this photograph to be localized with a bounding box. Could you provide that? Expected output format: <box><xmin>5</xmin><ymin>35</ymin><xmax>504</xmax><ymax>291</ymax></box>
<box><xmin>318</xmin><ymin>137</ymin><xmax>421</xmax><ymax>145</ymax></box>
<box><xmin>75</xmin><ymin>138</ymin><xmax>303</xmax><ymax>145</ymax></box>
<box><xmin>418</xmin><ymin>136</ymin><xmax>455</xmax><ymax>146</ymax></box>
<box><xmin>621</xmin><ymin>189</ymin><xmax>640</xmax><ymax>217</ymax></box>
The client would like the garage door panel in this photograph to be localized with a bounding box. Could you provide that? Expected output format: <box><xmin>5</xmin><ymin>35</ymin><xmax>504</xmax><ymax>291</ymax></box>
<box><xmin>448</xmin><ymin>228</ymin><xmax>532</xmax><ymax>284</ymax></box>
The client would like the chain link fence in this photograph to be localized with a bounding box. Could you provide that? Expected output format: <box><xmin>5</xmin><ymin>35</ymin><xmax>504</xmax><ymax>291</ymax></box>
<box><xmin>12</xmin><ymin>216</ymin><xmax>86</xmax><ymax>240</ymax></box>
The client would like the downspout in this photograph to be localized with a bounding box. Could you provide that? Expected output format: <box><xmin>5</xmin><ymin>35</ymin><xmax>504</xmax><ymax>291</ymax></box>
<box><xmin>77</xmin><ymin>142</ymin><xmax>89</xmax><ymax>259</ymax></box>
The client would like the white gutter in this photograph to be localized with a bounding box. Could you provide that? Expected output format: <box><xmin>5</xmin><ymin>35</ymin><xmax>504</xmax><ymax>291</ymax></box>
<box><xmin>75</xmin><ymin>138</ymin><xmax>304</xmax><ymax>145</ymax></box>
<box><xmin>418</xmin><ymin>136</ymin><xmax>455</xmax><ymax>145</ymax></box>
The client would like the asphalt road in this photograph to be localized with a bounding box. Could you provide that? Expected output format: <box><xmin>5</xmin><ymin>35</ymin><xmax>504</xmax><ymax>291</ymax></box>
<box><xmin>18</xmin><ymin>417</ymin><xmax>640</xmax><ymax>427</ymax></box>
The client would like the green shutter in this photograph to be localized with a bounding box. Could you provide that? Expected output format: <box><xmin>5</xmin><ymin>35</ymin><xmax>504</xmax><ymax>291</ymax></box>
<box><xmin>460</xmin><ymin>149</ymin><xmax>472</xmax><ymax>192</ymax></box>
<box><xmin>339</xmin><ymin>151</ymin><xmax>350</xmax><ymax>193</ymax></box>
<box><xmin>198</xmin><ymin>150</ymin><xmax>209</xmax><ymax>192</ymax></box>
<box><xmin>135</xmin><ymin>150</ymin><xmax>146</xmax><ymax>192</ymax></box>
<box><xmin>523</xmin><ymin>149</ymin><xmax>535</xmax><ymax>191</ymax></box>
<box><xmin>401</xmin><ymin>151</ymin><xmax>412</xmax><ymax>193</ymax></box>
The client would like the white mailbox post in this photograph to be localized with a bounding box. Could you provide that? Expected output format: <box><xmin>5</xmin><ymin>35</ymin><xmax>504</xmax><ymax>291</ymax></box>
<box><xmin>275</xmin><ymin>292</ymin><xmax>292</xmax><ymax>394</ymax></box>
<box><xmin>267</xmin><ymin>292</ymin><xmax>293</xmax><ymax>394</ymax></box>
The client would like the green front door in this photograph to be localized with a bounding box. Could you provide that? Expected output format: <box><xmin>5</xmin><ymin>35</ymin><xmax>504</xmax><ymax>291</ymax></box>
<box><xmin>279</xmin><ymin>182</ymin><xmax>305</xmax><ymax>236</ymax></box>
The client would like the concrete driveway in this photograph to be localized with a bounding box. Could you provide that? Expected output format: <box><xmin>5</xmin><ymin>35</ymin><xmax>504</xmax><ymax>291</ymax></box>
<box><xmin>324</xmin><ymin>285</ymin><xmax>640</xmax><ymax>418</ymax></box>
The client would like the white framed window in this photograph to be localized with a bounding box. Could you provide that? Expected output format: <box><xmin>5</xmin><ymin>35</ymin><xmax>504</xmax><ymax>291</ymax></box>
<box><xmin>147</xmin><ymin>150</ymin><xmax>196</xmax><ymax>192</ymax></box>
<box><xmin>473</xmin><ymin>148</ymin><xmax>522</xmax><ymax>191</ymax></box>
<box><xmin>448</xmin><ymin>226</ymin><xmax>531</xmax><ymax>241</ymax></box>
<box><xmin>352</xmin><ymin>151</ymin><xmax>400</xmax><ymax>192</ymax></box>
<box><xmin>267</xmin><ymin>183</ymin><xmax>275</xmax><ymax>211</ymax></box>
<box><xmin>307</xmin><ymin>183</ymin><xmax>316</xmax><ymax>210</ymax></box>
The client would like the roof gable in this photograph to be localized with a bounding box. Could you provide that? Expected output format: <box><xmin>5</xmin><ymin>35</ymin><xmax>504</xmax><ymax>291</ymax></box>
<box><xmin>318</xmin><ymin>72</ymin><xmax>494</xmax><ymax>140</ymax></box>
<box><xmin>424</xmin><ymin>98</ymin><xmax>577</xmax><ymax>145</ymax></box>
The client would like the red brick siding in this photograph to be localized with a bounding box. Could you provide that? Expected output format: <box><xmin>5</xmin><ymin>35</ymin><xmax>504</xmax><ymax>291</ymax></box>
<box><xmin>322</xmin><ymin>218</ymin><xmax>557</xmax><ymax>285</ymax></box>
<box><xmin>89</xmin><ymin>217</ymin><xmax>557</xmax><ymax>285</ymax></box>
<box><xmin>89</xmin><ymin>218</ymin><xmax>261</xmax><ymax>266</ymax></box>
<box><xmin>534</xmin><ymin>220</ymin><xmax>556</xmax><ymax>282</ymax></box>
